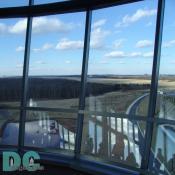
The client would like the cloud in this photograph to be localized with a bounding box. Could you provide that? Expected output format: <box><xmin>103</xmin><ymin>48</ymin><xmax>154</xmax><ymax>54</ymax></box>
<box><xmin>170</xmin><ymin>60</ymin><xmax>175</xmax><ymax>64</ymax></box>
<box><xmin>136</xmin><ymin>40</ymin><xmax>153</xmax><ymax>48</ymax></box>
<box><xmin>105</xmin><ymin>51</ymin><xmax>126</xmax><ymax>58</ymax></box>
<box><xmin>163</xmin><ymin>40</ymin><xmax>175</xmax><ymax>48</ymax></box>
<box><xmin>92</xmin><ymin>19</ymin><xmax>106</xmax><ymax>28</ymax></box>
<box><xmin>143</xmin><ymin>51</ymin><xmax>153</xmax><ymax>58</ymax></box>
<box><xmin>16</xmin><ymin>46</ymin><xmax>25</xmax><ymax>52</ymax></box>
<box><xmin>130</xmin><ymin>52</ymin><xmax>142</xmax><ymax>57</ymax></box>
<box><xmin>90</xmin><ymin>27</ymin><xmax>110</xmax><ymax>49</ymax></box>
<box><xmin>105</xmin><ymin>50</ymin><xmax>153</xmax><ymax>58</ymax></box>
<box><xmin>99</xmin><ymin>60</ymin><xmax>109</xmax><ymax>64</ymax></box>
<box><xmin>116</xmin><ymin>9</ymin><xmax>157</xmax><ymax>27</ymax></box>
<box><xmin>56</xmin><ymin>38</ymin><xmax>83</xmax><ymax>50</ymax></box>
<box><xmin>113</xmin><ymin>39</ymin><xmax>125</xmax><ymax>49</ymax></box>
<box><xmin>3</xmin><ymin>17</ymin><xmax>73</xmax><ymax>35</ymax></box>
<box><xmin>146</xmin><ymin>22</ymin><xmax>153</xmax><ymax>27</ymax></box>
<box><xmin>16</xmin><ymin>64</ymin><xmax>23</xmax><ymax>68</ymax></box>
<box><xmin>0</xmin><ymin>23</ymin><xmax>7</xmax><ymax>34</ymax></box>
<box><xmin>33</xmin><ymin>43</ymin><xmax>54</xmax><ymax>52</ymax></box>
<box><xmin>65</xmin><ymin>60</ymin><xmax>71</xmax><ymax>64</ymax></box>
<box><xmin>35</xmin><ymin>60</ymin><xmax>46</xmax><ymax>64</ymax></box>
<box><xmin>9</xmin><ymin>19</ymin><xmax>27</xmax><ymax>34</ymax></box>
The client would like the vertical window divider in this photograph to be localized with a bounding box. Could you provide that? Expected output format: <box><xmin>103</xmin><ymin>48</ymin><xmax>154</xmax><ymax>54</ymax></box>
<box><xmin>75</xmin><ymin>9</ymin><xmax>92</xmax><ymax>159</ymax></box>
<box><xmin>141</xmin><ymin>0</ymin><xmax>165</xmax><ymax>171</ymax></box>
<box><xmin>18</xmin><ymin>0</ymin><xmax>34</xmax><ymax>153</ymax></box>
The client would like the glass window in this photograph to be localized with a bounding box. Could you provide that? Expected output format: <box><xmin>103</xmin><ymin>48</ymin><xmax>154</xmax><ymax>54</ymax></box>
<box><xmin>0</xmin><ymin>109</ymin><xmax>20</xmax><ymax>146</ymax></box>
<box><xmin>150</xmin><ymin>1</ymin><xmax>175</xmax><ymax>174</ymax></box>
<box><xmin>156</xmin><ymin>0</ymin><xmax>175</xmax><ymax>121</ymax></box>
<box><xmin>27</xmin><ymin>13</ymin><xmax>85</xmax><ymax>109</ymax></box>
<box><xmin>81</xmin><ymin>114</ymin><xmax>146</xmax><ymax>168</ymax></box>
<box><xmin>0</xmin><ymin>18</ymin><xmax>27</xmax><ymax>107</ymax></box>
<box><xmin>82</xmin><ymin>0</ymin><xmax>158</xmax><ymax>168</ymax></box>
<box><xmin>0</xmin><ymin>0</ymin><xmax>28</xmax><ymax>7</ymax></box>
<box><xmin>24</xmin><ymin>110</ymin><xmax>77</xmax><ymax>152</ymax></box>
<box><xmin>149</xmin><ymin>124</ymin><xmax>175</xmax><ymax>174</ymax></box>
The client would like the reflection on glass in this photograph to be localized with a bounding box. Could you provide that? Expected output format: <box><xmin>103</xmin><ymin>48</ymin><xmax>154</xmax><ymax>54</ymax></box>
<box><xmin>24</xmin><ymin>111</ymin><xmax>77</xmax><ymax>151</ymax></box>
<box><xmin>0</xmin><ymin>18</ymin><xmax>26</xmax><ymax>107</ymax></box>
<box><xmin>82</xmin><ymin>115</ymin><xmax>146</xmax><ymax>167</ymax></box>
<box><xmin>27</xmin><ymin>13</ymin><xmax>85</xmax><ymax>109</ymax></box>
<box><xmin>156</xmin><ymin>0</ymin><xmax>175</xmax><ymax>121</ymax></box>
<box><xmin>0</xmin><ymin>110</ymin><xmax>20</xmax><ymax>145</ymax></box>
<box><xmin>150</xmin><ymin>124</ymin><xmax>175</xmax><ymax>174</ymax></box>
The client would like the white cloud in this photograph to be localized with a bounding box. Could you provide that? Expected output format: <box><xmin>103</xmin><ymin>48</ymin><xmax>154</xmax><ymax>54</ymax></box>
<box><xmin>163</xmin><ymin>40</ymin><xmax>175</xmax><ymax>48</ymax></box>
<box><xmin>9</xmin><ymin>19</ymin><xmax>27</xmax><ymax>34</ymax></box>
<box><xmin>105</xmin><ymin>51</ymin><xmax>126</xmax><ymax>58</ymax></box>
<box><xmin>113</xmin><ymin>39</ymin><xmax>125</xmax><ymax>49</ymax></box>
<box><xmin>105</xmin><ymin>50</ymin><xmax>153</xmax><ymax>58</ymax></box>
<box><xmin>99</xmin><ymin>60</ymin><xmax>109</xmax><ymax>64</ymax></box>
<box><xmin>170</xmin><ymin>60</ymin><xmax>175</xmax><ymax>64</ymax></box>
<box><xmin>130</xmin><ymin>52</ymin><xmax>142</xmax><ymax>57</ymax></box>
<box><xmin>92</xmin><ymin>19</ymin><xmax>106</xmax><ymax>28</ymax></box>
<box><xmin>136</xmin><ymin>40</ymin><xmax>153</xmax><ymax>48</ymax></box>
<box><xmin>32</xmin><ymin>17</ymin><xmax>73</xmax><ymax>34</ymax></box>
<box><xmin>116</xmin><ymin>9</ymin><xmax>157</xmax><ymax>27</ymax></box>
<box><xmin>7</xmin><ymin>17</ymin><xmax>73</xmax><ymax>34</ymax></box>
<box><xmin>35</xmin><ymin>60</ymin><xmax>46</xmax><ymax>64</ymax></box>
<box><xmin>117</xmin><ymin>61</ymin><xmax>126</xmax><ymax>64</ymax></box>
<box><xmin>16</xmin><ymin>46</ymin><xmax>25</xmax><ymax>52</ymax></box>
<box><xmin>143</xmin><ymin>51</ymin><xmax>153</xmax><ymax>58</ymax></box>
<box><xmin>146</xmin><ymin>22</ymin><xmax>153</xmax><ymax>27</ymax></box>
<box><xmin>16</xmin><ymin>64</ymin><xmax>23</xmax><ymax>68</ymax></box>
<box><xmin>0</xmin><ymin>23</ymin><xmax>7</xmax><ymax>34</ymax></box>
<box><xmin>56</xmin><ymin>38</ymin><xmax>83</xmax><ymax>50</ymax></box>
<box><xmin>65</xmin><ymin>60</ymin><xmax>71</xmax><ymax>64</ymax></box>
<box><xmin>33</xmin><ymin>43</ymin><xmax>54</xmax><ymax>52</ymax></box>
<box><xmin>90</xmin><ymin>27</ymin><xmax>110</xmax><ymax>49</ymax></box>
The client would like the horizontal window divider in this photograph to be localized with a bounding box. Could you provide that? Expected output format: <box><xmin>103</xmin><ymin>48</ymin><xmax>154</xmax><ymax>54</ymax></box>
<box><xmin>0</xmin><ymin>0</ymin><xmax>143</xmax><ymax>19</ymax></box>
<box><xmin>25</xmin><ymin>106</ymin><xmax>79</xmax><ymax>113</ymax></box>
<box><xmin>0</xmin><ymin>106</ymin><xmax>20</xmax><ymax>110</ymax></box>
<box><xmin>80</xmin><ymin>110</ymin><xmax>148</xmax><ymax>121</ymax></box>
<box><xmin>22</xmin><ymin>146</ymin><xmax>75</xmax><ymax>156</ymax></box>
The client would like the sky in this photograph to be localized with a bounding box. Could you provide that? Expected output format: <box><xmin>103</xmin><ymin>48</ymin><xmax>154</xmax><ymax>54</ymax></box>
<box><xmin>0</xmin><ymin>0</ymin><xmax>174</xmax><ymax>76</ymax></box>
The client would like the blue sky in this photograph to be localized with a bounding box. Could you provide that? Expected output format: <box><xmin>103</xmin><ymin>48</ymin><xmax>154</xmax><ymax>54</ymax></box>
<box><xmin>0</xmin><ymin>0</ymin><xmax>174</xmax><ymax>76</ymax></box>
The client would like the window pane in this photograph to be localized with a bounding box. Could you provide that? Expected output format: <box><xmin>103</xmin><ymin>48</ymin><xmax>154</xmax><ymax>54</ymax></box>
<box><xmin>27</xmin><ymin>13</ymin><xmax>85</xmax><ymax>109</ymax></box>
<box><xmin>81</xmin><ymin>114</ymin><xmax>146</xmax><ymax>168</ymax></box>
<box><xmin>0</xmin><ymin>109</ymin><xmax>20</xmax><ymax>146</ymax></box>
<box><xmin>85</xmin><ymin>1</ymin><xmax>158</xmax><ymax>117</ymax></box>
<box><xmin>24</xmin><ymin>110</ymin><xmax>77</xmax><ymax>152</ymax></box>
<box><xmin>156</xmin><ymin>0</ymin><xmax>175</xmax><ymax>121</ymax></box>
<box><xmin>0</xmin><ymin>18</ymin><xmax>26</xmax><ymax>107</ymax></box>
<box><xmin>149</xmin><ymin>124</ymin><xmax>175</xmax><ymax>174</ymax></box>
<box><xmin>82</xmin><ymin>0</ymin><xmax>158</xmax><ymax>168</ymax></box>
<box><xmin>0</xmin><ymin>0</ymin><xmax>28</xmax><ymax>7</ymax></box>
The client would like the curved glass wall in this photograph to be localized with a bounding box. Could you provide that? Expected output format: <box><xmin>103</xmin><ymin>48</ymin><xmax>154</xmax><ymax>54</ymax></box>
<box><xmin>81</xmin><ymin>0</ymin><xmax>158</xmax><ymax>168</ymax></box>
<box><xmin>0</xmin><ymin>0</ymin><xmax>173</xmax><ymax>175</ymax></box>
<box><xmin>149</xmin><ymin>0</ymin><xmax>175</xmax><ymax>174</ymax></box>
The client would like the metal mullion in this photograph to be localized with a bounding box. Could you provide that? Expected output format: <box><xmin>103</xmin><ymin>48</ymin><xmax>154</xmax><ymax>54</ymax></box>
<box><xmin>18</xmin><ymin>0</ymin><xmax>34</xmax><ymax>153</ymax></box>
<box><xmin>75</xmin><ymin>10</ymin><xmax>92</xmax><ymax>158</ymax></box>
<box><xmin>141</xmin><ymin>0</ymin><xmax>165</xmax><ymax>170</ymax></box>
